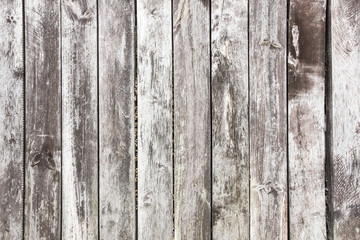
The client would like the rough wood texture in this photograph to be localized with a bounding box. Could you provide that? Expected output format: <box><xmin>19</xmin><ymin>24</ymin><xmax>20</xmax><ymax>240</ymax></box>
<box><xmin>24</xmin><ymin>0</ymin><xmax>61</xmax><ymax>239</ymax></box>
<box><xmin>0</xmin><ymin>0</ymin><xmax>23</xmax><ymax>239</ymax></box>
<box><xmin>137</xmin><ymin>0</ymin><xmax>173</xmax><ymax>239</ymax></box>
<box><xmin>62</xmin><ymin>0</ymin><xmax>98</xmax><ymax>238</ymax></box>
<box><xmin>211</xmin><ymin>0</ymin><xmax>249</xmax><ymax>239</ymax></box>
<box><xmin>331</xmin><ymin>1</ymin><xmax>360</xmax><ymax>239</ymax></box>
<box><xmin>288</xmin><ymin>1</ymin><xmax>327</xmax><ymax>239</ymax></box>
<box><xmin>249</xmin><ymin>0</ymin><xmax>288</xmax><ymax>239</ymax></box>
<box><xmin>98</xmin><ymin>0</ymin><xmax>135</xmax><ymax>239</ymax></box>
<box><xmin>173</xmin><ymin>0</ymin><xmax>211</xmax><ymax>239</ymax></box>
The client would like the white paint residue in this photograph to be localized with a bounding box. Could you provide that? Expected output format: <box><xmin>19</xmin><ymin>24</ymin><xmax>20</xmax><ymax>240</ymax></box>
<box><xmin>292</xmin><ymin>25</ymin><xmax>300</xmax><ymax>58</ymax></box>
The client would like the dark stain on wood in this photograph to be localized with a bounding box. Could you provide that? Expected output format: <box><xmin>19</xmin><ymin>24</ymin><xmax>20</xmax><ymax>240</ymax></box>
<box><xmin>288</xmin><ymin>1</ymin><xmax>325</xmax><ymax>100</ymax></box>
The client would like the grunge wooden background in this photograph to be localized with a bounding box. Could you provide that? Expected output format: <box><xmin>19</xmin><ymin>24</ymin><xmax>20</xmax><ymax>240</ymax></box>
<box><xmin>0</xmin><ymin>0</ymin><xmax>359</xmax><ymax>239</ymax></box>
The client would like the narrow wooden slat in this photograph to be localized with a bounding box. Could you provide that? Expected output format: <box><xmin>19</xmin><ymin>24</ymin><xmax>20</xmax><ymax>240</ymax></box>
<box><xmin>331</xmin><ymin>1</ymin><xmax>360</xmax><ymax>239</ymax></box>
<box><xmin>24</xmin><ymin>0</ymin><xmax>61</xmax><ymax>238</ymax></box>
<box><xmin>173</xmin><ymin>0</ymin><xmax>211</xmax><ymax>239</ymax></box>
<box><xmin>61</xmin><ymin>0</ymin><xmax>98</xmax><ymax>238</ymax></box>
<box><xmin>98</xmin><ymin>0</ymin><xmax>135</xmax><ymax>239</ymax></box>
<box><xmin>211</xmin><ymin>0</ymin><xmax>249</xmax><ymax>239</ymax></box>
<box><xmin>0</xmin><ymin>0</ymin><xmax>23</xmax><ymax>239</ymax></box>
<box><xmin>288</xmin><ymin>1</ymin><xmax>327</xmax><ymax>239</ymax></box>
<box><xmin>249</xmin><ymin>0</ymin><xmax>288</xmax><ymax>239</ymax></box>
<box><xmin>137</xmin><ymin>0</ymin><xmax>173</xmax><ymax>239</ymax></box>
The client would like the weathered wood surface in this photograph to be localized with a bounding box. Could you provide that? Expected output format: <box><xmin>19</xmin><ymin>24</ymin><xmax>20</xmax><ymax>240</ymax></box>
<box><xmin>24</xmin><ymin>0</ymin><xmax>61</xmax><ymax>239</ymax></box>
<box><xmin>0</xmin><ymin>0</ymin><xmax>23</xmax><ymax>239</ymax></box>
<box><xmin>173</xmin><ymin>0</ymin><xmax>211</xmax><ymax>239</ymax></box>
<box><xmin>249</xmin><ymin>0</ymin><xmax>288</xmax><ymax>239</ymax></box>
<box><xmin>137</xmin><ymin>0</ymin><xmax>173</xmax><ymax>239</ymax></box>
<box><xmin>98</xmin><ymin>0</ymin><xmax>135</xmax><ymax>239</ymax></box>
<box><xmin>211</xmin><ymin>0</ymin><xmax>249</xmax><ymax>239</ymax></box>
<box><xmin>331</xmin><ymin>0</ymin><xmax>360</xmax><ymax>239</ymax></box>
<box><xmin>288</xmin><ymin>1</ymin><xmax>327</xmax><ymax>239</ymax></box>
<box><xmin>61</xmin><ymin>0</ymin><xmax>98</xmax><ymax>238</ymax></box>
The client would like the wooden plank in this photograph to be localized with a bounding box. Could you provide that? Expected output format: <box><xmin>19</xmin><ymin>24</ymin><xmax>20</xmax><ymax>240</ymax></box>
<box><xmin>137</xmin><ymin>0</ymin><xmax>173</xmax><ymax>239</ymax></box>
<box><xmin>24</xmin><ymin>0</ymin><xmax>61</xmax><ymax>239</ymax></box>
<box><xmin>98</xmin><ymin>0</ymin><xmax>135</xmax><ymax>239</ymax></box>
<box><xmin>61</xmin><ymin>0</ymin><xmax>98</xmax><ymax>238</ymax></box>
<box><xmin>331</xmin><ymin>1</ymin><xmax>360</xmax><ymax>239</ymax></box>
<box><xmin>0</xmin><ymin>0</ymin><xmax>23</xmax><ymax>239</ymax></box>
<box><xmin>249</xmin><ymin>0</ymin><xmax>288</xmax><ymax>239</ymax></box>
<box><xmin>211</xmin><ymin>0</ymin><xmax>249</xmax><ymax>239</ymax></box>
<box><xmin>173</xmin><ymin>0</ymin><xmax>211</xmax><ymax>239</ymax></box>
<box><xmin>288</xmin><ymin>1</ymin><xmax>327</xmax><ymax>239</ymax></box>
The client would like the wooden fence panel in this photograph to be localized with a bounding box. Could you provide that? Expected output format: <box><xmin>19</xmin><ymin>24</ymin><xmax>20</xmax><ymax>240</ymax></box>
<box><xmin>249</xmin><ymin>0</ymin><xmax>288</xmax><ymax>239</ymax></box>
<box><xmin>2</xmin><ymin>1</ymin><xmax>360</xmax><ymax>239</ymax></box>
<box><xmin>211</xmin><ymin>0</ymin><xmax>249</xmax><ymax>239</ymax></box>
<box><xmin>61</xmin><ymin>0</ymin><xmax>98</xmax><ymax>238</ymax></box>
<box><xmin>288</xmin><ymin>1</ymin><xmax>327</xmax><ymax>239</ymax></box>
<box><xmin>173</xmin><ymin>0</ymin><xmax>211</xmax><ymax>239</ymax></box>
<box><xmin>137</xmin><ymin>0</ymin><xmax>173</xmax><ymax>239</ymax></box>
<box><xmin>98</xmin><ymin>0</ymin><xmax>135</xmax><ymax>239</ymax></box>
<box><xmin>24</xmin><ymin>0</ymin><xmax>61</xmax><ymax>239</ymax></box>
<box><xmin>0</xmin><ymin>0</ymin><xmax>23</xmax><ymax>239</ymax></box>
<box><xmin>331</xmin><ymin>0</ymin><xmax>360</xmax><ymax>239</ymax></box>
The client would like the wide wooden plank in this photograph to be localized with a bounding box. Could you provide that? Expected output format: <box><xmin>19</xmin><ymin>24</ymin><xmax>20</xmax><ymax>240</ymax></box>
<box><xmin>211</xmin><ymin>0</ymin><xmax>249</xmax><ymax>239</ymax></box>
<box><xmin>24</xmin><ymin>0</ymin><xmax>61</xmax><ymax>239</ymax></box>
<box><xmin>61</xmin><ymin>0</ymin><xmax>98</xmax><ymax>238</ymax></box>
<box><xmin>173</xmin><ymin>0</ymin><xmax>211</xmax><ymax>239</ymax></box>
<box><xmin>331</xmin><ymin>1</ymin><xmax>360</xmax><ymax>239</ymax></box>
<box><xmin>98</xmin><ymin>0</ymin><xmax>135</xmax><ymax>239</ymax></box>
<box><xmin>137</xmin><ymin>0</ymin><xmax>173</xmax><ymax>239</ymax></box>
<box><xmin>0</xmin><ymin>0</ymin><xmax>23</xmax><ymax>239</ymax></box>
<box><xmin>288</xmin><ymin>1</ymin><xmax>327</xmax><ymax>239</ymax></box>
<box><xmin>249</xmin><ymin>0</ymin><xmax>288</xmax><ymax>239</ymax></box>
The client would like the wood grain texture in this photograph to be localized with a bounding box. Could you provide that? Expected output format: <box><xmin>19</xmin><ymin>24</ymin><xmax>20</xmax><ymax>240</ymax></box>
<box><xmin>61</xmin><ymin>0</ymin><xmax>98</xmax><ymax>238</ymax></box>
<box><xmin>331</xmin><ymin>1</ymin><xmax>360</xmax><ymax>239</ymax></box>
<box><xmin>249</xmin><ymin>0</ymin><xmax>288</xmax><ymax>239</ymax></box>
<box><xmin>173</xmin><ymin>0</ymin><xmax>211</xmax><ymax>239</ymax></box>
<box><xmin>98</xmin><ymin>0</ymin><xmax>135</xmax><ymax>239</ymax></box>
<box><xmin>137</xmin><ymin>0</ymin><xmax>173</xmax><ymax>239</ymax></box>
<box><xmin>24</xmin><ymin>0</ymin><xmax>61</xmax><ymax>239</ymax></box>
<box><xmin>288</xmin><ymin>1</ymin><xmax>327</xmax><ymax>239</ymax></box>
<box><xmin>0</xmin><ymin>0</ymin><xmax>23</xmax><ymax>239</ymax></box>
<box><xmin>211</xmin><ymin>0</ymin><xmax>249</xmax><ymax>239</ymax></box>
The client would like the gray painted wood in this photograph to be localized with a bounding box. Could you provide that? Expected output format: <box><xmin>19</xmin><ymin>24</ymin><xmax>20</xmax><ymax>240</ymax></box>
<box><xmin>98</xmin><ymin>0</ymin><xmax>135</xmax><ymax>239</ymax></box>
<box><xmin>288</xmin><ymin>1</ymin><xmax>327</xmax><ymax>239</ymax></box>
<box><xmin>331</xmin><ymin>1</ymin><xmax>360</xmax><ymax>239</ymax></box>
<box><xmin>0</xmin><ymin>0</ymin><xmax>23</xmax><ymax>239</ymax></box>
<box><xmin>24</xmin><ymin>0</ymin><xmax>61</xmax><ymax>239</ymax></box>
<box><xmin>137</xmin><ymin>0</ymin><xmax>173</xmax><ymax>239</ymax></box>
<box><xmin>173</xmin><ymin>0</ymin><xmax>211</xmax><ymax>239</ymax></box>
<box><xmin>61</xmin><ymin>0</ymin><xmax>98</xmax><ymax>238</ymax></box>
<box><xmin>211</xmin><ymin>0</ymin><xmax>249</xmax><ymax>239</ymax></box>
<box><xmin>249</xmin><ymin>0</ymin><xmax>288</xmax><ymax>239</ymax></box>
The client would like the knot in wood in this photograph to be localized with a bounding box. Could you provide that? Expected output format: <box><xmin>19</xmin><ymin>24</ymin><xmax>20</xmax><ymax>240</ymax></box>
<box><xmin>31</xmin><ymin>150</ymin><xmax>55</xmax><ymax>170</ymax></box>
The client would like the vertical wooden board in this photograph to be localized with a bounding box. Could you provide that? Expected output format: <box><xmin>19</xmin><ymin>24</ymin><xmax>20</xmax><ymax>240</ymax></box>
<box><xmin>62</xmin><ymin>0</ymin><xmax>98</xmax><ymax>238</ymax></box>
<box><xmin>24</xmin><ymin>0</ymin><xmax>61</xmax><ymax>239</ymax></box>
<box><xmin>211</xmin><ymin>0</ymin><xmax>249</xmax><ymax>239</ymax></box>
<box><xmin>137</xmin><ymin>0</ymin><xmax>173</xmax><ymax>239</ymax></box>
<box><xmin>249</xmin><ymin>0</ymin><xmax>287</xmax><ymax>239</ymax></box>
<box><xmin>98</xmin><ymin>0</ymin><xmax>135</xmax><ymax>239</ymax></box>
<box><xmin>331</xmin><ymin>1</ymin><xmax>360</xmax><ymax>239</ymax></box>
<box><xmin>288</xmin><ymin>1</ymin><xmax>327</xmax><ymax>239</ymax></box>
<box><xmin>0</xmin><ymin>0</ymin><xmax>23</xmax><ymax>239</ymax></box>
<box><xmin>173</xmin><ymin>0</ymin><xmax>211</xmax><ymax>239</ymax></box>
